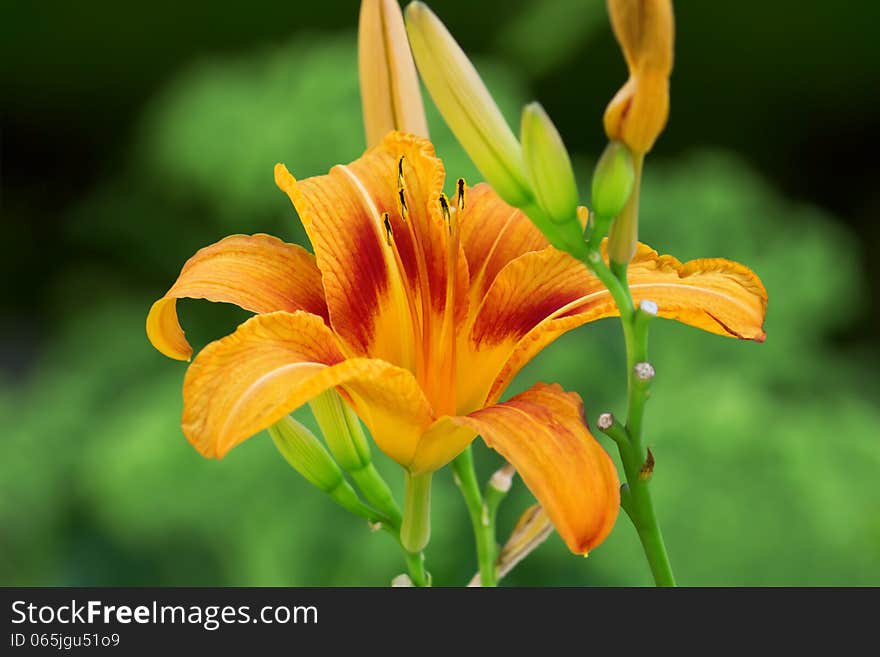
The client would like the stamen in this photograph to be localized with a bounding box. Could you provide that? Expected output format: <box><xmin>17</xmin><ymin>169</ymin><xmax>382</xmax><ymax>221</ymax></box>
<box><xmin>456</xmin><ymin>178</ymin><xmax>466</xmax><ymax>212</ymax></box>
<box><xmin>397</xmin><ymin>157</ymin><xmax>409</xmax><ymax>223</ymax></box>
<box><xmin>397</xmin><ymin>156</ymin><xmax>406</xmax><ymax>191</ymax></box>
<box><xmin>383</xmin><ymin>212</ymin><xmax>393</xmax><ymax>246</ymax></box>
<box><xmin>438</xmin><ymin>194</ymin><xmax>452</xmax><ymax>234</ymax></box>
<box><xmin>398</xmin><ymin>189</ymin><xmax>409</xmax><ymax>222</ymax></box>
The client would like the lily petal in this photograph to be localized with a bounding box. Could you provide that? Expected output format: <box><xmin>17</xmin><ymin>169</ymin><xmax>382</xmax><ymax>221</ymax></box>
<box><xmin>182</xmin><ymin>310</ymin><xmax>434</xmax><ymax>465</ymax></box>
<box><xmin>450</xmin><ymin>383</ymin><xmax>620</xmax><ymax>554</ymax></box>
<box><xmin>146</xmin><ymin>234</ymin><xmax>328</xmax><ymax>361</ymax></box>
<box><xmin>464</xmin><ymin>243</ymin><xmax>767</xmax><ymax>407</ymax></box>
<box><xmin>275</xmin><ymin>132</ymin><xmax>468</xmax><ymax>373</ymax></box>
<box><xmin>457</xmin><ymin>183</ymin><xmax>548</xmax><ymax>305</ymax></box>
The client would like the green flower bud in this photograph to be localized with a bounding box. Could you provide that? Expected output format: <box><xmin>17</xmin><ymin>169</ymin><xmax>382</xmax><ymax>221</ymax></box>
<box><xmin>521</xmin><ymin>102</ymin><xmax>580</xmax><ymax>227</ymax></box>
<box><xmin>310</xmin><ymin>390</ymin><xmax>402</xmax><ymax>528</ymax></box>
<box><xmin>405</xmin><ymin>1</ymin><xmax>532</xmax><ymax>207</ymax></box>
<box><xmin>591</xmin><ymin>141</ymin><xmax>635</xmax><ymax>220</ymax></box>
<box><xmin>268</xmin><ymin>415</ymin><xmax>344</xmax><ymax>493</ymax></box>
<box><xmin>309</xmin><ymin>390</ymin><xmax>371</xmax><ymax>472</ymax></box>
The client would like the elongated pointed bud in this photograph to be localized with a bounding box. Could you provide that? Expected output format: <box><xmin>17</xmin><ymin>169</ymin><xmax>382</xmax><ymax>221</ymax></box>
<box><xmin>310</xmin><ymin>390</ymin><xmax>403</xmax><ymax>527</ymax></box>
<box><xmin>591</xmin><ymin>141</ymin><xmax>635</xmax><ymax>221</ymax></box>
<box><xmin>603</xmin><ymin>0</ymin><xmax>674</xmax><ymax>153</ymax></box>
<box><xmin>309</xmin><ymin>390</ymin><xmax>371</xmax><ymax>472</ymax></box>
<box><xmin>521</xmin><ymin>102</ymin><xmax>580</xmax><ymax>227</ymax></box>
<box><xmin>359</xmin><ymin>0</ymin><xmax>429</xmax><ymax>147</ymax></box>
<box><xmin>269</xmin><ymin>416</ymin><xmax>344</xmax><ymax>493</ymax></box>
<box><xmin>404</xmin><ymin>1</ymin><xmax>532</xmax><ymax>208</ymax></box>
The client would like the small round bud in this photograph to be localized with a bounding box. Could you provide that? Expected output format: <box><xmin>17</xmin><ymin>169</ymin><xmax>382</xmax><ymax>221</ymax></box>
<box><xmin>634</xmin><ymin>361</ymin><xmax>655</xmax><ymax>381</ymax></box>
<box><xmin>597</xmin><ymin>412</ymin><xmax>615</xmax><ymax>431</ymax></box>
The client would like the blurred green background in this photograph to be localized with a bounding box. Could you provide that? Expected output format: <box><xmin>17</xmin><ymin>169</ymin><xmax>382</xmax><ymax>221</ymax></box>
<box><xmin>2</xmin><ymin>0</ymin><xmax>878</xmax><ymax>586</ymax></box>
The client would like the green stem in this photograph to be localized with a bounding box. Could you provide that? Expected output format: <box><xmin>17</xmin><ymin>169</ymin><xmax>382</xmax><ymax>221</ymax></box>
<box><xmin>452</xmin><ymin>447</ymin><xmax>498</xmax><ymax>587</ymax></box>
<box><xmin>583</xmin><ymin>243</ymin><xmax>676</xmax><ymax>587</ymax></box>
<box><xmin>404</xmin><ymin>550</ymin><xmax>429</xmax><ymax>587</ymax></box>
<box><xmin>618</xmin><ymin>441</ymin><xmax>675</xmax><ymax>587</ymax></box>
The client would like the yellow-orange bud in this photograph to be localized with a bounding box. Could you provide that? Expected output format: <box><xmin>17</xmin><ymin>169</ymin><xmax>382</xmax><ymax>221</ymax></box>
<box><xmin>603</xmin><ymin>0</ymin><xmax>674</xmax><ymax>153</ymax></box>
<box><xmin>359</xmin><ymin>0</ymin><xmax>429</xmax><ymax>147</ymax></box>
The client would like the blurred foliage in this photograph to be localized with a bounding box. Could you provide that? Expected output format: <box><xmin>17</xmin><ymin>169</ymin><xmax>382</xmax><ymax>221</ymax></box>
<box><xmin>2</xmin><ymin>16</ymin><xmax>878</xmax><ymax>587</ymax></box>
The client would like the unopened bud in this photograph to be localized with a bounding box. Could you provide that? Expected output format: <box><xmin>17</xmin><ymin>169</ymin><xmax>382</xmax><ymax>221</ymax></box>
<box><xmin>603</xmin><ymin>0</ymin><xmax>674</xmax><ymax>153</ymax></box>
<box><xmin>269</xmin><ymin>416</ymin><xmax>344</xmax><ymax>493</ymax></box>
<box><xmin>309</xmin><ymin>390</ymin><xmax>371</xmax><ymax>472</ymax></box>
<box><xmin>521</xmin><ymin>102</ymin><xmax>580</xmax><ymax>226</ymax></box>
<box><xmin>405</xmin><ymin>2</ymin><xmax>532</xmax><ymax>207</ymax></box>
<box><xmin>592</xmin><ymin>141</ymin><xmax>635</xmax><ymax>220</ymax></box>
<box><xmin>359</xmin><ymin>0</ymin><xmax>428</xmax><ymax>147</ymax></box>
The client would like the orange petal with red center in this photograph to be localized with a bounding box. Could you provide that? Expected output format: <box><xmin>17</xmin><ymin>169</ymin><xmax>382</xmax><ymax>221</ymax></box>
<box><xmin>275</xmin><ymin>132</ymin><xmax>467</xmax><ymax>371</ymax></box>
<box><xmin>450</xmin><ymin>382</ymin><xmax>620</xmax><ymax>554</ymax></box>
<box><xmin>461</xmin><ymin>243</ymin><xmax>766</xmax><ymax>407</ymax></box>
<box><xmin>457</xmin><ymin>183</ymin><xmax>548</xmax><ymax>304</ymax></box>
<box><xmin>146</xmin><ymin>234</ymin><xmax>327</xmax><ymax>361</ymax></box>
<box><xmin>182</xmin><ymin>310</ymin><xmax>435</xmax><ymax>464</ymax></box>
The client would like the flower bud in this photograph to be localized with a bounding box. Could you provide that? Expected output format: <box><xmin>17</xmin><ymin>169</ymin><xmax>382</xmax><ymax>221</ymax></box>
<box><xmin>359</xmin><ymin>0</ymin><xmax>429</xmax><ymax>147</ymax></box>
<box><xmin>269</xmin><ymin>415</ymin><xmax>344</xmax><ymax>493</ymax></box>
<box><xmin>405</xmin><ymin>1</ymin><xmax>532</xmax><ymax>207</ymax></box>
<box><xmin>591</xmin><ymin>141</ymin><xmax>635</xmax><ymax>220</ymax></box>
<box><xmin>309</xmin><ymin>390</ymin><xmax>371</xmax><ymax>472</ymax></box>
<box><xmin>603</xmin><ymin>0</ymin><xmax>674</xmax><ymax>153</ymax></box>
<box><xmin>521</xmin><ymin>102</ymin><xmax>580</xmax><ymax>227</ymax></box>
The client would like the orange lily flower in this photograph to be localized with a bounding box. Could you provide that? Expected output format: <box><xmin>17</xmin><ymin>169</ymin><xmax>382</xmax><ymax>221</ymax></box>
<box><xmin>146</xmin><ymin>131</ymin><xmax>766</xmax><ymax>554</ymax></box>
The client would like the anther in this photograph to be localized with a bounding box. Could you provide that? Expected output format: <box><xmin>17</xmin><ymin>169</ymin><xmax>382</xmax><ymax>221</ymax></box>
<box><xmin>633</xmin><ymin>361</ymin><xmax>655</xmax><ymax>381</ymax></box>
<box><xmin>397</xmin><ymin>156</ymin><xmax>406</xmax><ymax>191</ymax></box>
<box><xmin>396</xmin><ymin>157</ymin><xmax>409</xmax><ymax>222</ymax></box>
<box><xmin>397</xmin><ymin>189</ymin><xmax>409</xmax><ymax>222</ymax></box>
<box><xmin>438</xmin><ymin>194</ymin><xmax>452</xmax><ymax>233</ymax></box>
<box><xmin>456</xmin><ymin>178</ymin><xmax>466</xmax><ymax>212</ymax></box>
<box><xmin>382</xmin><ymin>212</ymin><xmax>393</xmax><ymax>246</ymax></box>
